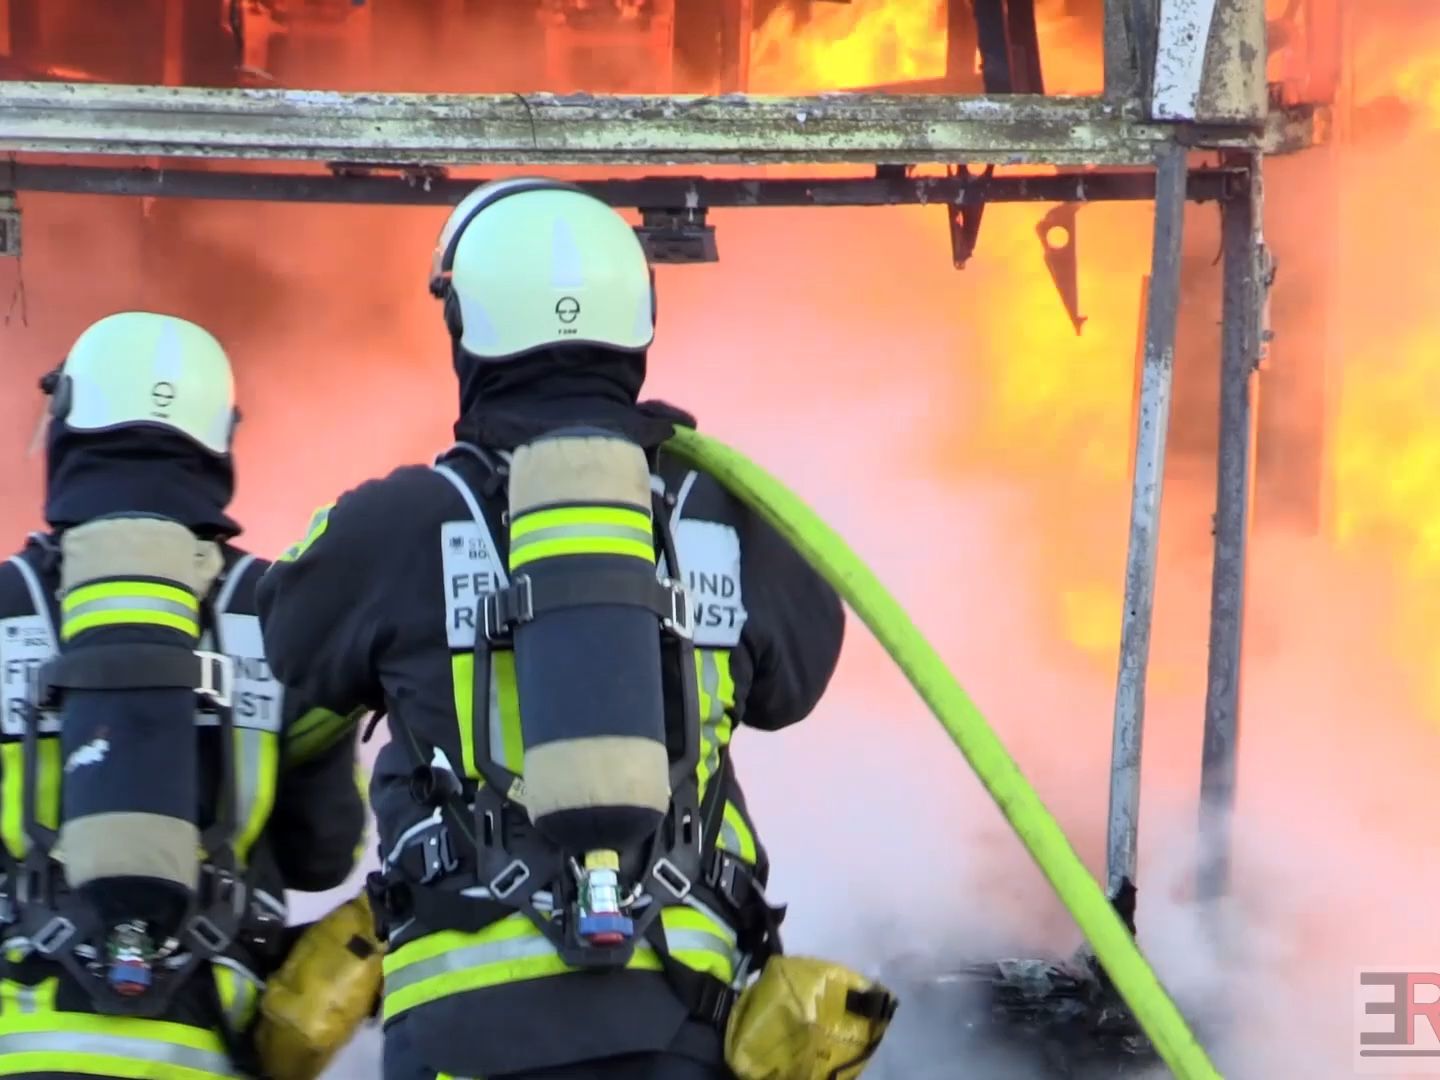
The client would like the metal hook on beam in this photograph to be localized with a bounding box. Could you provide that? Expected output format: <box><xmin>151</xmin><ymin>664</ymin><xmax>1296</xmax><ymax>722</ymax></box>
<box><xmin>948</xmin><ymin>164</ymin><xmax>993</xmax><ymax>269</ymax></box>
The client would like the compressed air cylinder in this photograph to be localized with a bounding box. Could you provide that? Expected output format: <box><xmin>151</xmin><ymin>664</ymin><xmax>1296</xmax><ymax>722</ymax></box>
<box><xmin>507</xmin><ymin>429</ymin><xmax>672</xmax><ymax>865</ymax></box>
<box><xmin>56</xmin><ymin>516</ymin><xmax>217</xmax><ymax>989</ymax></box>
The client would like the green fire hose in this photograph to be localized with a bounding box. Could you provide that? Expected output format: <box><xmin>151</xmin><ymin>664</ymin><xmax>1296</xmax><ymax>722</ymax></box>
<box><xmin>664</xmin><ymin>426</ymin><xmax>1221</xmax><ymax>1080</ymax></box>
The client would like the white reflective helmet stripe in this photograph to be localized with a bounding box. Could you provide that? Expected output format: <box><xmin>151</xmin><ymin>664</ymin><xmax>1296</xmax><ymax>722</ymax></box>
<box><xmin>60</xmin><ymin>312</ymin><xmax>236</xmax><ymax>455</ymax></box>
<box><xmin>429</xmin><ymin>177</ymin><xmax>582</xmax><ymax>294</ymax></box>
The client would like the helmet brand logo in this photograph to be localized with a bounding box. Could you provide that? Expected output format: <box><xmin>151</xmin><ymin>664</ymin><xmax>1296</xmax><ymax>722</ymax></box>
<box><xmin>150</xmin><ymin>381</ymin><xmax>176</xmax><ymax>418</ymax></box>
<box><xmin>555</xmin><ymin>297</ymin><xmax>581</xmax><ymax>325</ymax></box>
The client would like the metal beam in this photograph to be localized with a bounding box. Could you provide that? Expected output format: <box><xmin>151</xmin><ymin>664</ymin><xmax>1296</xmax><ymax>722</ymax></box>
<box><xmin>0</xmin><ymin>81</ymin><xmax>1323</xmax><ymax>166</ymax></box>
<box><xmin>1104</xmin><ymin>141</ymin><xmax>1186</xmax><ymax>930</ymax></box>
<box><xmin>0</xmin><ymin>163</ymin><xmax>1243</xmax><ymax>207</ymax></box>
<box><xmin>1197</xmin><ymin>151</ymin><xmax>1265</xmax><ymax>904</ymax></box>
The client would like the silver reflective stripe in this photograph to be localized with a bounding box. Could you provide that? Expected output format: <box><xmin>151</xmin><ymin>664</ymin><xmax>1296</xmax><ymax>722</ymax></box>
<box><xmin>253</xmin><ymin>889</ymin><xmax>286</xmax><ymax>921</ymax></box>
<box><xmin>719</xmin><ymin>818</ymin><xmax>743</xmax><ymax>858</ymax></box>
<box><xmin>487</xmin><ymin>670</ymin><xmax>507</xmax><ymax>771</ymax></box>
<box><xmin>385</xmin><ymin>927</ymin><xmax>735</xmax><ymax>999</ymax></box>
<box><xmin>5</xmin><ymin>556</ymin><xmax>54</xmax><ymax>642</ymax></box>
<box><xmin>670</xmin><ymin>470</ymin><xmax>700</xmax><ymax>531</ymax></box>
<box><xmin>63</xmin><ymin>594</ymin><xmax>197</xmax><ymax>625</ymax></box>
<box><xmin>7</xmin><ymin>985</ymin><xmax>44</xmax><ymax>1013</ymax></box>
<box><xmin>664</xmin><ymin>927</ymin><xmax>737</xmax><ymax>960</ymax></box>
<box><xmin>657</xmin><ymin>468</ymin><xmax>699</xmax><ymax>581</ymax></box>
<box><xmin>213</xmin><ymin>555</ymin><xmax>255</xmax><ymax>615</ymax></box>
<box><xmin>0</xmin><ymin>1030</ymin><xmax>239</xmax><ymax>1076</ymax></box>
<box><xmin>510</xmin><ymin>522</ymin><xmax>653</xmax><ymax>552</ymax></box>
<box><xmin>434</xmin><ymin>463</ymin><xmax>508</xmax><ymax>591</ymax></box>
<box><xmin>434</xmin><ymin>463</ymin><xmax>487</xmax><ymax>524</ymax></box>
<box><xmin>683</xmin><ymin>897</ymin><xmax>737</xmax><ymax>947</ymax></box>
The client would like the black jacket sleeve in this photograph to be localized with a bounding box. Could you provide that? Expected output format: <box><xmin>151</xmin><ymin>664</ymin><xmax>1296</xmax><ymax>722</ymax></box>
<box><xmin>734</xmin><ymin>504</ymin><xmax>846</xmax><ymax>732</ymax></box>
<box><xmin>255</xmin><ymin>480</ymin><xmax>398</xmax><ymax>715</ymax></box>
<box><xmin>231</xmin><ymin>552</ymin><xmax>367</xmax><ymax>894</ymax></box>
<box><xmin>267</xmin><ymin>729</ymin><xmax>366</xmax><ymax>892</ymax></box>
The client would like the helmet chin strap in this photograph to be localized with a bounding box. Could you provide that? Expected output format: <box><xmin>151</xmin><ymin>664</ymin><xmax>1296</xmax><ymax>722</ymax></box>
<box><xmin>28</xmin><ymin>362</ymin><xmax>63</xmax><ymax>460</ymax></box>
<box><xmin>26</xmin><ymin>406</ymin><xmax>50</xmax><ymax>460</ymax></box>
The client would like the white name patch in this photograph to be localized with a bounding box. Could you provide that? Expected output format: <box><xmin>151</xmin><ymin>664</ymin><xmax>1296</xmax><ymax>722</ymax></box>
<box><xmin>674</xmin><ymin>519</ymin><xmax>747</xmax><ymax>649</ymax></box>
<box><xmin>219</xmin><ymin>613</ymin><xmax>285</xmax><ymax>733</ymax></box>
<box><xmin>0</xmin><ymin>615</ymin><xmax>57</xmax><ymax>737</ymax></box>
<box><xmin>442</xmin><ymin>520</ymin><xmax>507</xmax><ymax>650</ymax></box>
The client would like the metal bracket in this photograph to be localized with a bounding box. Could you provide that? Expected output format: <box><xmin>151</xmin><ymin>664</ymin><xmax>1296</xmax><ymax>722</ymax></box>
<box><xmin>1036</xmin><ymin>202</ymin><xmax>1087</xmax><ymax>335</ymax></box>
<box><xmin>635</xmin><ymin>207</ymin><xmax>718</xmax><ymax>264</ymax></box>
<box><xmin>947</xmin><ymin>165</ymin><xmax>993</xmax><ymax>269</ymax></box>
<box><xmin>0</xmin><ymin>193</ymin><xmax>19</xmax><ymax>257</ymax></box>
<box><xmin>329</xmin><ymin>162</ymin><xmax>451</xmax><ymax>192</ymax></box>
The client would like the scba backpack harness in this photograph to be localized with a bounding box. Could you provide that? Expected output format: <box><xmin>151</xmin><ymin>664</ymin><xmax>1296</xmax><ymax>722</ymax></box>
<box><xmin>0</xmin><ymin>530</ymin><xmax>280</xmax><ymax>1019</ymax></box>
<box><xmin>368</xmin><ymin>437</ymin><xmax>786</xmax><ymax>1029</ymax></box>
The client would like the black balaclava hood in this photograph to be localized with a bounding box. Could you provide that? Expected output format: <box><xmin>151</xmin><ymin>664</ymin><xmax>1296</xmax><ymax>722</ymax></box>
<box><xmin>44</xmin><ymin>422</ymin><xmax>241</xmax><ymax>540</ymax></box>
<box><xmin>451</xmin><ymin>342</ymin><xmax>696</xmax><ymax>452</ymax></box>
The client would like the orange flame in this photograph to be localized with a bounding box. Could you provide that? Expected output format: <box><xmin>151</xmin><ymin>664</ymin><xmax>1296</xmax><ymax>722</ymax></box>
<box><xmin>748</xmin><ymin>0</ymin><xmax>947</xmax><ymax>92</ymax></box>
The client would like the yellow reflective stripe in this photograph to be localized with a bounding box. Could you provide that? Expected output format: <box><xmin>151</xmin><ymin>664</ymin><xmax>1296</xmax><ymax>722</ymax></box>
<box><xmin>0</xmin><ymin>977</ymin><xmax>57</xmax><ymax>1015</ymax></box>
<box><xmin>61</xmin><ymin>581</ymin><xmax>198</xmax><ymax>615</ymax></box>
<box><xmin>452</xmin><ymin>654</ymin><xmax>478</xmax><ymax>781</ymax></box>
<box><xmin>694</xmin><ymin>650</ymin><xmax>735</xmax><ymax>798</ymax></box>
<box><xmin>507</xmin><ymin>504</ymin><xmax>655</xmax><ymax>569</ymax></box>
<box><xmin>509</xmin><ymin>506</ymin><xmax>651</xmax><ymax>539</ymax></box>
<box><xmin>0</xmin><ymin>1009</ymin><xmax>228</xmax><ymax>1048</ymax></box>
<box><xmin>232</xmin><ymin>729</ymin><xmax>278</xmax><ymax>863</ymax></box>
<box><xmin>382</xmin><ymin>905</ymin><xmax>736</xmax><ymax>1021</ymax></box>
<box><xmin>452</xmin><ymin>653</ymin><xmax>524</xmax><ymax>781</ymax></box>
<box><xmin>278</xmin><ymin>502</ymin><xmax>334</xmax><ymax>564</ymax></box>
<box><xmin>0</xmin><ymin>740</ymin><xmax>59</xmax><ymax>859</ymax></box>
<box><xmin>718</xmin><ymin>801</ymin><xmax>758</xmax><ymax>865</ymax></box>
<box><xmin>0</xmin><ymin>1011</ymin><xmax>239</xmax><ymax>1078</ymax></box>
<box><xmin>60</xmin><ymin>581</ymin><xmax>201</xmax><ymax>641</ymax></box>
<box><xmin>509</xmin><ymin>535</ymin><xmax>655</xmax><ymax>569</ymax></box>
<box><xmin>492</xmin><ymin>653</ymin><xmax>523</xmax><ymax>772</ymax></box>
<box><xmin>0</xmin><ymin>1053</ymin><xmax>234</xmax><ymax>1080</ymax></box>
<box><xmin>283</xmin><ymin>706</ymin><xmax>362</xmax><ymax>766</ymax></box>
<box><xmin>61</xmin><ymin>608</ymin><xmax>200</xmax><ymax>641</ymax></box>
<box><xmin>212</xmin><ymin>965</ymin><xmax>259</xmax><ymax>1033</ymax></box>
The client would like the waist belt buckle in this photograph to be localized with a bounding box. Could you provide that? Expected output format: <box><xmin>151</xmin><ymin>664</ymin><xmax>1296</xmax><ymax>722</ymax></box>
<box><xmin>201</xmin><ymin>865</ymin><xmax>248</xmax><ymax>920</ymax></box>
<box><xmin>418</xmin><ymin>822</ymin><xmax>460</xmax><ymax>885</ymax></box>
<box><xmin>195</xmin><ymin>651</ymin><xmax>234</xmax><ymax>710</ymax></box>
<box><xmin>188</xmin><ymin>914</ymin><xmax>232</xmax><ymax>955</ymax></box>
<box><xmin>652</xmin><ymin>858</ymin><xmax>692</xmax><ymax>902</ymax></box>
<box><xmin>32</xmin><ymin>915</ymin><xmax>76</xmax><ymax>956</ymax></box>
<box><xmin>483</xmin><ymin>576</ymin><xmax>533</xmax><ymax>643</ymax></box>
<box><xmin>705</xmin><ymin>851</ymin><xmax>743</xmax><ymax>909</ymax></box>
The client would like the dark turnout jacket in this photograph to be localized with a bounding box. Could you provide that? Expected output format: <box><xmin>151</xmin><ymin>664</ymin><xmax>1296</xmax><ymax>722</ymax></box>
<box><xmin>255</xmin><ymin>393</ymin><xmax>845</xmax><ymax>1077</ymax></box>
<box><xmin>0</xmin><ymin>531</ymin><xmax>366</xmax><ymax>1031</ymax></box>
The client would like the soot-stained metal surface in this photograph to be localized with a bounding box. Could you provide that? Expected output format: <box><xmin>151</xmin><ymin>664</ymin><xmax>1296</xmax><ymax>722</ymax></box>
<box><xmin>0</xmin><ymin>81</ymin><xmax>1323</xmax><ymax>166</ymax></box>
<box><xmin>0</xmin><ymin>163</ymin><xmax>1245</xmax><ymax>206</ymax></box>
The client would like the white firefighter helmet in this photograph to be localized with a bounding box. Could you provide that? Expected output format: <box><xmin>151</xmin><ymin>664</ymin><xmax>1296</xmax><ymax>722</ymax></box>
<box><xmin>427</xmin><ymin>177</ymin><xmax>656</xmax><ymax>361</ymax></box>
<box><xmin>49</xmin><ymin>312</ymin><xmax>238</xmax><ymax>456</ymax></box>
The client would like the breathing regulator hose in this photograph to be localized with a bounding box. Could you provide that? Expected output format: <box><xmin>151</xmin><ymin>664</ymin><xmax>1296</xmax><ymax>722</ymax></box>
<box><xmin>663</xmin><ymin>426</ymin><xmax>1222</xmax><ymax>1080</ymax></box>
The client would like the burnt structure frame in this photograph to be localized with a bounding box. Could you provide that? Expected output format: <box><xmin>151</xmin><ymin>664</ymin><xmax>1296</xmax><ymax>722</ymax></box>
<box><xmin>0</xmin><ymin>0</ymin><xmax>1295</xmax><ymax>954</ymax></box>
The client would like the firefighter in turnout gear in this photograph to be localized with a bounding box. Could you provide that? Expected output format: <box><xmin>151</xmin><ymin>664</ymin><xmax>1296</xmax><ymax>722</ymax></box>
<box><xmin>256</xmin><ymin>178</ymin><xmax>847</xmax><ymax>1080</ymax></box>
<box><xmin>0</xmin><ymin>311</ymin><xmax>367</xmax><ymax>1079</ymax></box>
